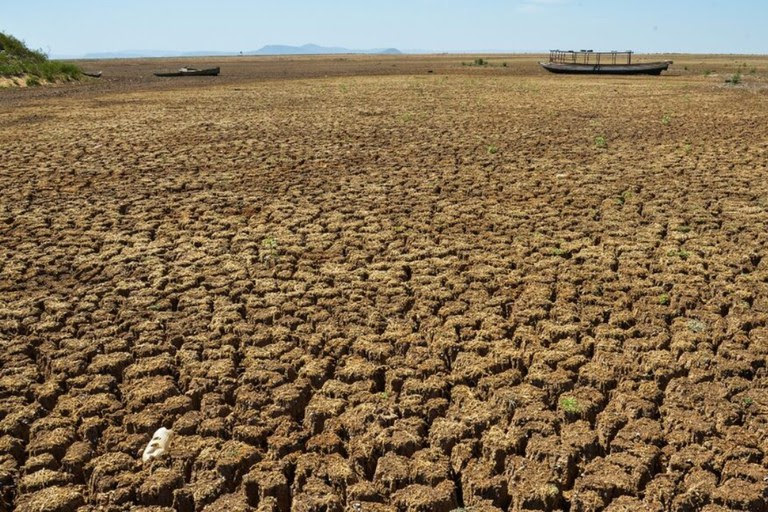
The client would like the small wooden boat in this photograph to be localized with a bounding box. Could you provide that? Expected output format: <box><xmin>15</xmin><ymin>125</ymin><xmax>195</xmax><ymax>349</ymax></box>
<box><xmin>540</xmin><ymin>50</ymin><xmax>671</xmax><ymax>76</ymax></box>
<box><xmin>154</xmin><ymin>66</ymin><xmax>220</xmax><ymax>77</ymax></box>
<box><xmin>83</xmin><ymin>71</ymin><xmax>102</xmax><ymax>78</ymax></box>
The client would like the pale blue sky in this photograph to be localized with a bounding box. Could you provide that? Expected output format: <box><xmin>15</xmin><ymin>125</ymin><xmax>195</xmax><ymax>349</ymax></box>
<box><xmin>3</xmin><ymin>0</ymin><xmax>765</xmax><ymax>57</ymax></box>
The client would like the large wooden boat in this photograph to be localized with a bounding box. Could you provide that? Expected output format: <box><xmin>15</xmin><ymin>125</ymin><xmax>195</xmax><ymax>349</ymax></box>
<box><xmin>154</xmin><ymin>67</ymin><xmax>220</xmax><ymax>77</ymax></box>
<box><xmin>540</xmin><ymin>50</ymin><xmax>671</xmax><ymax>76</ymax></box>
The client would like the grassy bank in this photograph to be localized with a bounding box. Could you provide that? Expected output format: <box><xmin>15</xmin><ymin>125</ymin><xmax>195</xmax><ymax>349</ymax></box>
<box><xmin>0</xmin><ymin>32</ymin><xmax>80</xmax><ymax>85</ymax></box>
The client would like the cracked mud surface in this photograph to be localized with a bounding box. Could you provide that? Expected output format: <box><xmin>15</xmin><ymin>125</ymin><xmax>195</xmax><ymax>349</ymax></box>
<box><xmin>1</xmin><ymin>55</ymin><xmax>768</xmax><ymax>511</ymax></box>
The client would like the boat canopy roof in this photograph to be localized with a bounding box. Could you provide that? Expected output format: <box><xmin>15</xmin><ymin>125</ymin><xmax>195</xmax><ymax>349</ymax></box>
<box><xmin>549</xmin><ymin>50</ymin><xmax>634</xmax><ymax>65</ymax></box>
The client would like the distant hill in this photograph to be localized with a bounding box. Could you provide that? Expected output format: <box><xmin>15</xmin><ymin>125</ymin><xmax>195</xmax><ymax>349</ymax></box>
<box><xmin>76</xmin><ymin>45</ymin><xmax>402</xmax><ymax>60</ymax></box>
<box><xmin>249</xmin><ymin>44</ymin><xmax>402</xmax><ymax>56</ymax></box>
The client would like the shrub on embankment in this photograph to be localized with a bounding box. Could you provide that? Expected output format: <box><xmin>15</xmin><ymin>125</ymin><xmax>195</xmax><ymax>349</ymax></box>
<box><xmin>0</xmin><ymin>32</ymin><xmax>81</xmax><ymax>85</ymax></box>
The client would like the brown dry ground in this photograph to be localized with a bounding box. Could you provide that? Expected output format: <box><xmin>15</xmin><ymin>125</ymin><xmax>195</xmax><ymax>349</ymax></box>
<box><xmin>1</xmin><ymin>54</ymin><xmax>768</xmax><ymax>512</ymax></box>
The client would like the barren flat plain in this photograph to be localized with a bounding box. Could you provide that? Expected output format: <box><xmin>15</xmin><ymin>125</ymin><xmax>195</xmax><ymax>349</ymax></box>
<box><xmin>1</xmin><ymin>54</ymin><xmax>768</xmax><ymax>512</ymax></box>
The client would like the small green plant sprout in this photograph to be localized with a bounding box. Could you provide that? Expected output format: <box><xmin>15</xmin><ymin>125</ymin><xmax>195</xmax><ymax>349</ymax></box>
<box><xmin>672</xmin><ymin>224</ymin><xmax>691</xmax><ymax>233</ymax></box>
<box><xmin>615</xmin><ymin>190</ymin><xmax>632</xmax><ymax>206</ymax></box>
<box><xmin>742</xmin><ymin>397</ymin><xmax>754</xmax><ymax>407</ymax></box>
<box><xmin>662</xmin><ymin>114</ymin><xmax>671</xmax><ymax>125</ymax></box>
<box><xmin>542</xmin><ymin>483</ymin><xmax>561</xmax><ymax>499</ymax></box>
<box><xmin>547</xmin><ymin>246</ymin><xmax>568</xmax><ymax>257</ymax></box>
<box><xmin>559</xmin><ymin>396</ymin><xmax>581</xmax><ymax>414</ymax></box>
<box><xmin>595</xmin><ymin>135</ymin><xmax>607</xmax><ymax>148</ymax></box>
<box><xmin>684</xmin><ymin>143</ymin><xmax>692</xmax><ymax>152</ymax></box>
<box><xmin>687</xmin><ymin>319</ymin><xmax>707</xmax><ymax>333</ymax></box>
<box><xmin>260</xmin><ymin>236</ymin><xmax>279</xmax><ymax>265</ymax></box>
<box><xmin>667</xmin><ymin>248</ymin><xmax>690</xmax><ymax>260</ymax></box>
<box><xmin>487</xmin><ymin>144</ymin><xmax>499</xmax><ymax>155</ymax></box>
<box><xmin>725</xmin><ymin>72</ymin><xmax>742</xmax><ymax>85</ymax></box>
<box><xmin>658</xmin><ymin>293</ymin><xmax>671</xmax><ymax>305</ymax></box>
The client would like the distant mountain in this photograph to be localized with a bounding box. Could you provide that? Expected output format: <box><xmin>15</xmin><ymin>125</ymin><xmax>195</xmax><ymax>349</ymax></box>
<box><xmin>71</xmin><ymin>44</ymin><xmax>402</xmax><ymax>60</ymax></box>
<box><xmin>249</xmin><ymin>44</ymin><xmax>402</xmax><ymax>56</ymax></box>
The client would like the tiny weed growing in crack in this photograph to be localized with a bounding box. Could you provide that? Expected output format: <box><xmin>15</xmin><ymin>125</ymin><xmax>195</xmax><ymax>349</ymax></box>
<box><xmin>559</xmin><ymin>397</ymin><xmax>581</xmax><ymax>414</ymax></box>
<box><xmin>687</xmin><ymin>319</ymin><xmax>707</xmax><ymax>333</ymax></box>
<box><xmin>260</xmin><ymin>236</ymin><xmax>279</xmax><ymax>265</ymax></box>
<box><xmin>616</xmin><ymin>190</ymin><xmax>633</xmax><ymax>206</ymax></box>
<box><xmin>547</xmin><ymin>247</ymin><xmax>568</xmax><ymax>258</ymax></box>
<box><xmin>667</xmin><ymin>249</ymin><xmax>690</xmax><ymax>260</ymax></box>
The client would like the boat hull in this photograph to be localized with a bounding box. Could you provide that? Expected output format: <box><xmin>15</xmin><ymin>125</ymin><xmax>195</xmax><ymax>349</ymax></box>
<box><xmin>539</xmin><ymin>61</ymin><xmax>671</xmax><ymax>75</ymax></box>
<box><xmin>154</xmin><ymin>67</ymin><xmax>220</xmax><ymax>77</ymax></box>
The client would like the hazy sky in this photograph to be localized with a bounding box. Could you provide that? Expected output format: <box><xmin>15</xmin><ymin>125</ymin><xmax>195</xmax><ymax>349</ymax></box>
<box><xmin>3</xmin><ymin>0</ymin><xmax>766</xmax><ymax>56</ymax></box>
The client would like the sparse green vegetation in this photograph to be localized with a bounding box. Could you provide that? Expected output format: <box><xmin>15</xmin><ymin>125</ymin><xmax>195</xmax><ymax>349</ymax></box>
<box><xmin>487</xmin><ymin>144</ymin><xmax>498</xmax><ymax>155</ymax></box>
<box><xmin>658</xmin><ymin>293</ymin><xmax>670</xmax><ymax>305</ymax></box>
<box><xmin>742</xmin><ymin>397</ymin><xmax>753</xmax><ymax>407</ymax></box>
<box><xmin>667</xmin><ymin>249</ymin><xmax>690</xmax><ymax>260</ymax></box>
<box><xmin>0</xmin><ymin>32</ymin><xmax>81</xmax><ymax>83</ymax></box>
<box><xmin>463</xmin><ymin>57</ymin><xmax>506</xmax><ymax>68</ymax></box>
<box><xmin>725</xmin><ymin>72</ymin><xmax>742</xmax><ymax>85</ymax></box>
<box><xmin>595</xmin><ymin>135</ymin><xmax>607</xmax><ymax>148</ymax></box>
<box><xmin>546</xmin><ymin>247</ymin><xmax>568</xmax><ymax>257</ymax></box>
<box><xmin>662</xmin><ymin>114</ymin><xmax>671</xmax><ymax>125</ymax></box>
<box><xmin>687</xmin><ymin>319</ymin><xmax>707</xmax><ymax>333</ymax></box>
<box><xmin>616</xmin><ymin>190</ymin><xmax>633</xmax><ymax>205</ymax></box>
<box><xmin>559</xmin><ymin>396</ymin><xmax>581</xmax><ymax>414</ymax></box>
<box><xmin>672</xmin><ymin>224</ymin><xmax>691</xmax><ymax>233</ymax></box>
<box><xmin>260</xmin><ymin>236</ymin><xmax>279</xmax><ymax>265</ymax></box>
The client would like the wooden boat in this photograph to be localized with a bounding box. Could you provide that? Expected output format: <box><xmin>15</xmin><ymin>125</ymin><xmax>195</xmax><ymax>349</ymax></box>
<box><xmin>82</xmin><ymin>71</ymin><xmax>102</xmax><ymax>78</ymax></box>
<box><xmin>154</xmin><ymin>66</ymin><xmax>220</xmax><ymax>77</ymax></box>
<box><xmin>540</xmin><ymin>50</ymin><xmax>671</xmax><ymax>76</ymax></box>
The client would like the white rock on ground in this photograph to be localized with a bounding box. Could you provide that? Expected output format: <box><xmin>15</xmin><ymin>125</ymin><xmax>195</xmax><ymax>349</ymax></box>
<box><xmin>142</xmin><ymin>427</ymin><xmax>174</xmax><ymax>462</ymax></box>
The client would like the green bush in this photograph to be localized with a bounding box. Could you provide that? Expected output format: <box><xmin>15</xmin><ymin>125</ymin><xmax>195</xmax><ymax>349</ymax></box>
<box><xmin>0</xmin><ymin>31</ymin><xmax>81</xmax><ymax>82</ymax></box>
<box><xmin>725</xmin><ymin>72</ymin><xmax>742</xmax><ymax>85</ymax></box>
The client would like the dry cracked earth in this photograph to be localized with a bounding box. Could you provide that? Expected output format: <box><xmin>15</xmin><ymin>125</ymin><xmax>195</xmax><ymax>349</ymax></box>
<box><xmin>1</xmin><ymin>55</ymin><xmax>768</xmax><ymax>512</ymax></box>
